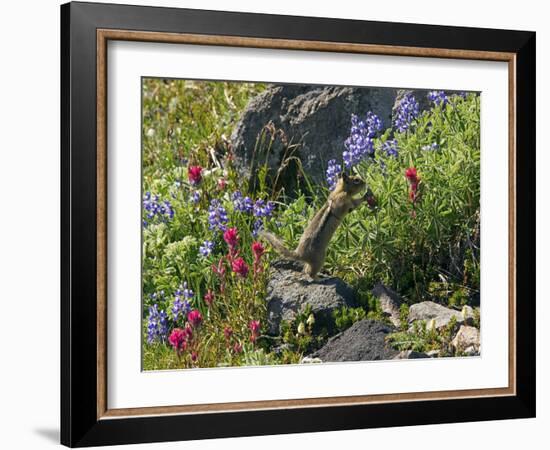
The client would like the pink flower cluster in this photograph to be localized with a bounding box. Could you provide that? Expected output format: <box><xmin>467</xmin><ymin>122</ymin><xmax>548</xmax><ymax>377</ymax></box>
<box><xmin>168</xmin><ymin>308</ymin><xmax>203</xmax><ymax>361</ymax></box>
<box><xmin>215</xmin><ymin>227</ymin><xmax>265</xmax><ymax>279</ymax></box>
<box><xmin>188</xmin><ymin>165</ymin><xmax>203</xmax><ymax>185</ymax></box>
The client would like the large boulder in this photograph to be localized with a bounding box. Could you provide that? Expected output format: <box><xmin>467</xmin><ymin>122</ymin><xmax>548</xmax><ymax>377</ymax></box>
<box><xmin>231</xmin><ymin>84</ymin><xmax>397</xmax><ymax>192</ymax></box>
<box><xmin>408</xmin><ymin>301</ymin><xmax>474</xmax><ymax>331</ymax></box>
<box><xmin>265</xmin><ymin>260</ymin><xmax>356</xmax><ymax>335</ymax></box>
<box><xmin>231</xmin><ymin>85</ymin><xmax>441</xmax><ymax>193</ymax></box>
<box><xmin>309</xmin><ymin>319</ymin><xmax>398</xmax><ymax>362</ymax></box>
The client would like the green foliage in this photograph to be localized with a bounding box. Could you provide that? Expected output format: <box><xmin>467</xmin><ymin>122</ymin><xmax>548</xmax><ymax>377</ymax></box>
<box><xmin>386</xmin><ymin>315</ymin><xmax>459</xmax><ymax>356</ymax></box>
<box><xmin>399</xmin><ymin>303</ymin><xmax>410</xmax><ymax>331</ymax></box>
<box><xmin>332</xmin><ymin>306</ymin><xmax>367</xmax><ymax>333</ymax></box>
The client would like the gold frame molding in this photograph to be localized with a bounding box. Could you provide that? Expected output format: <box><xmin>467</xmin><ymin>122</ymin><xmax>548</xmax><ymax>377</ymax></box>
<box><xmin>96</xmin><ymin>29</ymin><xmax>516</xmax><ymax>420</ymax></box>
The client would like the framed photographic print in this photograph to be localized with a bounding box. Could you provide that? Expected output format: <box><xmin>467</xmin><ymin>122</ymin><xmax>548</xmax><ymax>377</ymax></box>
<box><xmin>60</xmin><ymin>1</ymin><xmax>536</xmax><ymax>447</ymax></box>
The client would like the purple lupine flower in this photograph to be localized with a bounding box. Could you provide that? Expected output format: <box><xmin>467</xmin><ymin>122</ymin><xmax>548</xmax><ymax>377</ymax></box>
<box><xmin>172</xmin><ymin>283</ymin><xmax>193</xmax><ymax>322</ymax></box>
<box><xmin>142</xmin><ymin>192</ymin><xmax>175</xmax><ymax>225</ymax></box>
<box><xmin>382</xmin><ymin>139</ymin><xmax>399</xmax><ymax>158</ymax></box>
<box><xmin>393</xmin><ymin>93</ymin><xmax>420</xmax><ymax>133</ymax></box>
<box><xmin>422</xmin><ymin>142</ymin><xmax>440</xmax><ymax>151</ymax></box>
<box><xmin>252</xmin><ymin>219</ymin><xmax>264</xmax><ymax>237</ymax></box>
<box><xmin>326</xmin><ymin>159</ymin><xmax>342</xmax><ymax>191</ymax></box>
<box><xmin>427</xmin><ymin>90</ymin><xmax>449</xmax><ymax>107</ymax></box>
<box><xmin>190</xmin><ymin>190</ymin><xmax>201</xmax><ymax>204</ymax></box>
<box><xmin>207</xmin><ymin>199</ymin><xmax>228</xmax><ymax>232</ymax></box>
<box><xmin>199</xmin><ymin>240</ymin><xmax>214</xmax><ymax>257</ymax></box>
<box><xmin>343</xmin><ymin>113</ymin><xmax>378</xmax><ymax>168</ymax></box>
<box><xmin>232</xmin><ymin>191</ymin><xmax>254</xmax><ymax>213</ymax></box>
<box><xmin>148</xmin><ymin>290</ymin><xmax>166</xmax><ymax>304</ymax></box>
<box><xmin>146</xmin><ymin>304</ymin><xmax>169</xmax><ymax>344</ymax></box>
<box><xmin>364</xmin><ymin>112</ymin><xmax>384</xmax><ymax>138</ymax></box>
<box><xmin>253</xmin><ymin>199</ymin><xmax>275</xmax><ymax>218</ymax></box>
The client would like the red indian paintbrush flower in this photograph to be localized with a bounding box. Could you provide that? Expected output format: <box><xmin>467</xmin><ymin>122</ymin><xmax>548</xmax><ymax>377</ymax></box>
<box><xmin>217</xmin><ymin>178</ymin><xmax>227</xmax><ymax>190</ymax></box>
<box><xmin>405</xmin><ymin>167</ymin><xmax>418</xmax><ymax>183</ymax></box>
<box><xmin>188</xmin><ymin>165</ymin><xmax>203</xmax><ymax>185</ymax></box>
<box><xmin>224</xmin><ymin>326</ymin><xmax>233</xmax><ymax>340</ymax></box>
<box><xmin>187</xmin><ymin>309</ymin><xmax>203</xmax><ymax>328</ymax></box>
<box><xmin>168</xmin><ymin>328</ymin><xmax>187</xmax><ymax>353</ymax></box>
<box><xmin>233</xmin><ymin>342</ymin><xmax>243</xmax><ymax>354</ymax></box>
<box><xmin>252</xmin><ymin>241</ymin><xmax>265</xmax><ymax>261</ymax></box>
<box><xmin>204</xmin><ymin>289</ymin><xmax>214</xmax><ymax>307</ymax></box>
<box><xmin>223</xmin><ymin>227</ymin><xmax>239</xmax><ymax>251</ymax></box>
<box><xmin>249</xmin><ymin>320</ymin><xmax>261</xmax><ymax>343</ymax></box>
<box><xmin>232</xmin><ymin>257</ymin><xmax>249</xmax><ymax>278</ymax></box>
<box><xmin>405</xmin><ymin>167</ymin><xmax>421</xmax><ymax>210</ymax></box>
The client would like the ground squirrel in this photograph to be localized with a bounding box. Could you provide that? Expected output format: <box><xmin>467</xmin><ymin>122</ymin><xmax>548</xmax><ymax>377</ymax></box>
<box><xmin>260</xmin><ymin>172</ymin><xmax>375</xmax><ymax>280</ymax></box>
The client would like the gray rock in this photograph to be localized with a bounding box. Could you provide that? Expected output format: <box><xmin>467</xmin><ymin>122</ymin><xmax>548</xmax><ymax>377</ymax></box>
<box><xmin>426</xmin><ymin>350</ymin><xmax>441</xmax><ymax>358</ymax></box>
<box><xmin>372</xmin><ymin>283</ymin><xmax>405</xmax><ymax>327</ymax></box>
<box><xmin>463</xmin><ymin>346</ymin><xmax>480</xmax><ymax>357</ymax></box>
<box><xmin>393</xmin><ymin>350</ymin><xmax>430</xmax><ymax>359</ymax></box>
<box><xmin>408</xmin><ymin>301</ymin><xmax>474</xmax><ymax>331</ymax></box>
<box><xmin>231</xmin><ymin>86</ymin><xmax>468</xmax><ymax>193</ymax></box>
<box><xmin>452</xmin><ymin>325</ymin><xmax>481</xmax><ymax>353</ymax></box>
<box><xmin>265</xmin><ymin>260</ymin><xmax>356</xmax><ymax>335</ymax></box>
<box><xmin>231</xmin><ymin>85</ymin><xmax>398</xmax><ymax>192</ymax></box>
<box><xmin>309</xmin><ymin>319</ymin><xmax>398</xmax><ymax>362</ymax></box>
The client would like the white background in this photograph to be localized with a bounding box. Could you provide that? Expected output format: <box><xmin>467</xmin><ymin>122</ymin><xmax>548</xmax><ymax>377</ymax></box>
<box><xmin>109</xmin><ymin>42</ymin><xmax>509</xmax><ymax>409</ymax></box>
<box><xmin>0</xmin><ymin>0</ymin><xmax>545</xmax><ymax>449</ymax></box>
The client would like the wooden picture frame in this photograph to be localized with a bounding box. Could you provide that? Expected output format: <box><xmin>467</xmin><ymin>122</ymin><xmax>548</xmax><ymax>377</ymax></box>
<box><xmin>61</xmin><ymin>1</ymin><xmax>535</xmax><ymax>447</ymax></box>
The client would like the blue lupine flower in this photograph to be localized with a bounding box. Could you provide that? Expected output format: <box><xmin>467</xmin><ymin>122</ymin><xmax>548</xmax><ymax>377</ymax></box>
<box><xmin>207</xmin><ymin>199</ymin><xmax>228</xmax><ymax>232</ymax></box>
<box><xmin>364</xmin><ymin>112</ymin><xmax>384</xmax><ymax>138</ymax></box>
<box><xmin>253</xmin><ymin>199</ymin><xmax>275</xmax><ymax>217</ymax></box>
<box><xmin>422</xmin><ymin>142</ymin><xmax>440</xmax><ymax>151</ymax></box>
<box><xmin>326</xmin><ymin>159</ymin><xmax>342</xmax><ymax>191</ymax></box>
<box><xmin>382</xmin><ymin>139</ymin><xmax>399</xmax><ymax>158</ymax></box>
<box><xmin>427</xmin><ymin>90</ymin><xmax>449</xmax><ymax>107</ymax></box>
<box><xmin>147</xmin><ymin>304</ymin><xmax>169</xmax><ymax>344</ymax></box>
<box><xmin>199</xmin><ymin>240</ymin><xmax>214</xmax><ymax>257</ymax></box>
<box><xmin>142</xmin><ymin>192</ymin><xmax>175</xmax><ymax>226</ymax></box>
<box><xmin>252</xmin><ymin>219</ymin><xmax>264</xmax><ymax>237</ymax></box>
<box><xmin>394</xmin><ymin>93</ymin><xmax>420</xmax><ymax>133</ymax></box>
<box><xmin>172</xmin><ymin>284</ymin><xmax>192</xmax><ymax>322</ymax></box>
<box><xmin>232</xmin><ymin>191</ymin><xmax>254</xmax><ymax>213</ymax></box>
<box><xmin>190</xmin><ymin>190</ymin><xmax>200</xmax><ymax>204</ymax></box>
<box><xmin>149</xmin><ymin>290</ymin><xmax>166</xmax><ymax>304</ymax></box>
<box><xmin>343</xmin><ymin>113</ymin><xmax>381</xmax><ymax>168</ymax></box>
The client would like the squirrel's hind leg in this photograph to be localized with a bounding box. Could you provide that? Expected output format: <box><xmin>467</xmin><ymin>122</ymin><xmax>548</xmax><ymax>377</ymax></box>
<box><xmin>303</xmin><ymin>261</ymin><xmax>322</xmax><ymax>282</ymax></box>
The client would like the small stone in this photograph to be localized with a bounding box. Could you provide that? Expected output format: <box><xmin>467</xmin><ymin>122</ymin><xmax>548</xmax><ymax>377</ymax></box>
<box><xmin>371</xmin><ymin>283</ymin><xmax>404</xmax><ymax>327</ymax></box>
<box><xmin>393</xmin><ymin>350</ymin><xmax>429</xmax><ymax>359</ymax></box>
<box><xmin>300</xmin><ymin>356</ymin><xmax>323</xmax><ymax>364</ymax></box>
<box><xmin>426</xmin><ymin>350</ymin><xmax>440</xmax><ymax>358</ymax></box>
<box><xmin>452</xmin><ymin>325</ymin><xmax>481</xmax><ymax>352</ymax></box>
<box><xmin>409</xmin><ymin>301</ymin><xmax>469</xmax><ymax>331</ymax></box>
<box><xmin>463</xmin><ymin>346</ymin><xmax>480</xmax><ymax>356</ymax></box>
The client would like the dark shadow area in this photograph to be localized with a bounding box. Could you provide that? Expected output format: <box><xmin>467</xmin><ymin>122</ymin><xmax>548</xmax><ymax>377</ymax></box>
<box><xmin>34</xmin><ymin>428</ymin><xmax>59</xmax><ymax>444</ymax></box>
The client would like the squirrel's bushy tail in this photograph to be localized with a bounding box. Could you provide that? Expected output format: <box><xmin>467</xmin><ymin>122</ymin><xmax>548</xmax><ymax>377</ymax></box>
<box><xmin>259</xmin><ymin>230</ymin><xmax>300</xmax><ymax>261</ymax></box>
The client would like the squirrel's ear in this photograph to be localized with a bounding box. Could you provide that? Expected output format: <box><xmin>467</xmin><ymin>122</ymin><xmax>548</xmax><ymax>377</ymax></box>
<box><xmin>341</xmin><ymin>172</ymin><xmax>349</xmax><ymax>182</ymax></box>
